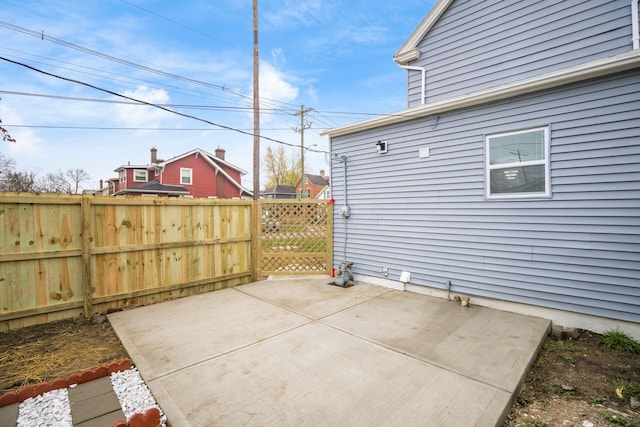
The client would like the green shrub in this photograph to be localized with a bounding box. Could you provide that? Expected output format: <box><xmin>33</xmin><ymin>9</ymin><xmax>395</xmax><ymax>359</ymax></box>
<box><xmin>601</xmin><ymin>329</ymin><xmax>640</xmax><ymax>353</ymax></box>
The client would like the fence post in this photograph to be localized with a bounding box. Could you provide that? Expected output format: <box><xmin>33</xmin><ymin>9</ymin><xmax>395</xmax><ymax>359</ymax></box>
<box><xmin>251</xmin><ymin>200</ymin><xmax>260</xmax><ymax>281</ymax></box>
<box><xmin>81</xmin><ymin>195</ymin><xmax>93</xmax><ymax>318</ymax></box>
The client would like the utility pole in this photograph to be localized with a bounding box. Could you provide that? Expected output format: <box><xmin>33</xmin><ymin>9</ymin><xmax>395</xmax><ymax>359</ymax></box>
<box><xmin>252</xmin><ymin>0</ymin><xmax>260</xmax><ymax>200</ymax></box>
<box><xmin>294</xmin><ymin>104</ymin><xmax>313</xmax><ymax>198</ymax></box>
<box><xmin>252</xmin><ymin>0</ymin><xmax>260</xmax><ymax>282</ymax></box>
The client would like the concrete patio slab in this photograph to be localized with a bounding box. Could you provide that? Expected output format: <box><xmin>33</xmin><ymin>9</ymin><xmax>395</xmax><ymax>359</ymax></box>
<box><xmin>322</xmin><ymin>290</ymin><xmax>551</xmax><ymax>393</ymax></box>
<box><xmin>108</xmin><ymin>276</ymin><xmax>550</xmax><ymax>426</ymax></box>
<box><xmin>149</xmin><ymin>322</ymin><xmax>511</xmax><ymax>427</ymax></box>
<box><xmin>237</xmin><ymin>275</ymin><xmax>391</xmax><ymax>319</ymax></box>
<box><xmin>108</xmin><ymin>287</ymin><xmax>310</xmax><ymax>379</ymax></box>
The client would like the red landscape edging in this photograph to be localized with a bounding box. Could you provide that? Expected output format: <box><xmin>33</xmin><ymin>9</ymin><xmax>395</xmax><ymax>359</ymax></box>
<box><xmin>0</xmin><ymin>358</ymin><xmax>131</xmax><ymax>407</ymax></box>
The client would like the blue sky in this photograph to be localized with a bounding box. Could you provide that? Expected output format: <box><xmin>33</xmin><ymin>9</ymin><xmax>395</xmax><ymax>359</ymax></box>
<box><xmin>0</xmin><ymin>0</ymin><xmax>435</xmax><ymax>191</ymax></box>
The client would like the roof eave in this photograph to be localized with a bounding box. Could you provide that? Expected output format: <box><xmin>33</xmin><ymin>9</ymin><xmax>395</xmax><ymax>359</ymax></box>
<box><xmin>393</xmin><ymin>0</ymin><xmax>454</xmax><ymax>65</ymax></box>
<box><xmin>323</xmin><ymin>50</ymin><xmax>640</xmax><ymax>138</ymax></box>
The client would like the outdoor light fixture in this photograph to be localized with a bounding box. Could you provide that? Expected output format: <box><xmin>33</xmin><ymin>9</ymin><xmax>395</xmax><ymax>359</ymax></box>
<box><xmin>376</xmin><ymin>140</ymin><xmax>388</xmax><ymax>154</ymax></box>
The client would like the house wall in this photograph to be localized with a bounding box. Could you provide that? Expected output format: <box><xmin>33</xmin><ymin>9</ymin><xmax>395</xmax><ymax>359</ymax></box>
<box><xmin>330</xmin><ymin>70</ymin><xmax>640</xmax><ymax>324</ymax></box>
<box><xmin>161</xmin><ymin>155</ymin><xmax>242</xmax><ymax>198</ymax></box>
<box><xmin>407</xmin><ymin>0</ymin><xmax>634</xmax><ymax>107</ymax></box>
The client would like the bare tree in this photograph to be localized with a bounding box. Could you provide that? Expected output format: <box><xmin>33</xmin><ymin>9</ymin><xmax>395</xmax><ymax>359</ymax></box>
<box><xmin>41</xmin><ymin>171</ymin><xmax>72</xmax><ymax>194</ymax></box>
<box><xmin>65</xmin><ymin>168</ymin><xmax>91</xmax><ymax>194</ymax></box>
<box><xmin>0</xmin><ymin>154</ymin><xmax>92</xmax><ymax>194</ymax></box>
<box><xmin>1</xmin><ymin>98</ymin><xmax>17</xmax><ymax>143</ymax></box>
<box><xmin>0</xmin><ymin>153</ymin><xmax>15</xmax><ymax>172</ymax></box>
<box><xmin>0</xmin><ymin>170</ymin><xmax>40</xmax><ymax>192</ymax></box>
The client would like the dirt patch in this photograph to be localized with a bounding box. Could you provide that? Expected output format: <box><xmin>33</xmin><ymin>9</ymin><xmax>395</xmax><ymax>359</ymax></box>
<box><xmin>504</xmin><ymin>330</ymin><xmax>640</xmax><ymax>427</ymax></box>
<box><xmin>1</xmin><ymin>317</ymin><xmax>638</xmax><ymax>427</ymax></box>
<box><xmin>0</xmin><ymin>316</ymin><xmax>128</xmax><ymax>395</ymax></box>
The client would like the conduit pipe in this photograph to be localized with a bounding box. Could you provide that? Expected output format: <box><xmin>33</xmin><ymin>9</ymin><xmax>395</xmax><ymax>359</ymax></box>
<box><xmin>633</xmin><ymin>0</ymin><xmax>640</xmax><ymax>49</ymax></box>
<box><xmin>398</xmin><ymin>64</ymin><xmax>426</xmax><ymax>105</ymax></box>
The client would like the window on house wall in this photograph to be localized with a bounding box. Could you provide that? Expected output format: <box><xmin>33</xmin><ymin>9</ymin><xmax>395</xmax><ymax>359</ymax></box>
<box><xmin>133</xmin><ymin>169</ymin><xmax>148</xmax><ymax>182</ymax></box>
<box><xmin>485</xmin><ymin>127</ymin><xmax>550</xmax><ymax>199</ymax></box>
<box><xmin>119</xmin><ymin>170</ymin><xmax>126</xmax><ymax>183</ymax></box>
<box><xmin>180</xmin><ymin>168</ymin><xmax>192</xmax><ymax>185</ymax></box>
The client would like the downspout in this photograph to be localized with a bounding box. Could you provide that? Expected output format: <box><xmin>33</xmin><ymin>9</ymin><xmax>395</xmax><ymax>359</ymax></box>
<box><xmin>633</xmin><ymin>0</ymin><xmax>640</xmax><ymax>49</ymax></box>
<box><xmin>332</xmin><ymin>155</ymin><xmax>349</xmax><ymax>263</ymax></box>
<box><xmin>397</xmin><ymin>65</ymin><xmax>426</xmax><ymax>105</ymax></box>
<box><xmin>340</xmin><ymin>156</ymin><xmax>348</xmax><ymax>262</ymax></box>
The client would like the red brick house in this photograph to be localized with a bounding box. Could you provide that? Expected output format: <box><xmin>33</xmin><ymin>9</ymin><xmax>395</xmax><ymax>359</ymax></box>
<box><xmin>106</xmin><ymin>147</ymin><xmax>252</xmax><ymax>198</ymax></box>
<box><xmin>295</xmin><ymin>169</ymin><xmax>330</xmax><ymax>199</ymax></box>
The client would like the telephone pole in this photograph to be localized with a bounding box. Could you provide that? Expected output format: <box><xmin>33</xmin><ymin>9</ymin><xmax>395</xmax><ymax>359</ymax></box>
<box><xmin>252</xmin><ymin>0</ymin><xmax>260</xmax><ymax>200</ymax></box>
<box><xmin>294</xmin><ymin>105</ymin><xmax>313</xmax><ymax>198</ymax></box>
<box><xmin>252</xmin><ymin>0</ymin><xmax>260</xmax><ymax>282</ymax></box>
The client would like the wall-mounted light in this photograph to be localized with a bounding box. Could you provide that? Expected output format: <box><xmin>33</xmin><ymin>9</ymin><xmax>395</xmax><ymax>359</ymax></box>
<box><xmin>376</xmin><ymin>140</ymin><xmax>388</xmax><ymax>154</ymax></box>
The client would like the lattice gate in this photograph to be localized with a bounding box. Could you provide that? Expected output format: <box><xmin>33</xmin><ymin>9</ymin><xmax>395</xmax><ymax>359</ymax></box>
<box><xmin>258</xmin><ymin>200</ymin><xmax>333</xmax><ymax>275</ymax></box>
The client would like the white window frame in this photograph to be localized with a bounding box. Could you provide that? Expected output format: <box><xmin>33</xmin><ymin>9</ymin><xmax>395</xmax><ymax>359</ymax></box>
<box><xmin>133</xmin><ymin>169</ymin><xmax>148</xmax><ymax>182</ymax></box>
<box><xmin>485</xmin><ymin>126</ymin><xmax>550</xmax><ymax>199</ymax></box>
<box><xmin>119</xmin><ymin>170</ymin><xmax>126</xmax><ymax>183</ymax></box>
<box><xmin>180</xmin><ymin>168</ymin><xmax>193</xmax><ymax>185</ymax></box>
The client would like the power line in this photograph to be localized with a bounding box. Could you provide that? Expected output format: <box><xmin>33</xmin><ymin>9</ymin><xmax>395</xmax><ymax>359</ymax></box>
<box><xmin>0</xmin><ymin>89</ymin><xmax>402</xmax><ymax>120</ymax></box>
<box><xmin>4</xmin><ymin>124</ymin><xmax>320</xmax><ymax>131</ymax></box>
<box><xmin>118</xmin><ymin>0</ymin><xmax>245</xmax><ymax>52</ymax></box>
<box><xmin>0</xmin><ymin>56</ymin><xmax>328</xmax><ymax>153</ymax></box>
<box><xmin>0</xmin><ymin>20</ymin><xmax>302</xmax><ymax>111</ymax></box>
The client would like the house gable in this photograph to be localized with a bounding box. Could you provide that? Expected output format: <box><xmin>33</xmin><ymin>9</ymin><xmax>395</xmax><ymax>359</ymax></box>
<box><xmin>159</xmin><ymin>148</ymin><xmax>251</xmax><ymax>198</ymax></box>
<box><xmin>397</xmin><ymin>0</ymin><xmax>638</xmax><ymax>108</ymax></box>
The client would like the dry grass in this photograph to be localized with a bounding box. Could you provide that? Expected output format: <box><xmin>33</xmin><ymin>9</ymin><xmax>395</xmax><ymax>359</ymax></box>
<box><xmin>0</xmin><ymin>317</ymin><xmax>129</xmax><ymax>394</ymax></box>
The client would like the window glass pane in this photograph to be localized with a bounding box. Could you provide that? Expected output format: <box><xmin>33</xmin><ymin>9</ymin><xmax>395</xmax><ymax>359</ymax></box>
<box><xmin>134</xmin><ymin>170</ymin><xmax>147</xmax><ymax>181</ymax></box>
<box><xmin>490</xmin><ymin>164</ymin><xmax>546</xmax><ymax>194</ymax></box>
<box><xmin>181</xmin><ymin>169</ymin><xmax>192</xmax><ymax>184</ymax></box>
<box><xmin>489</xmin><ymin>130</ymin><xmax>545</xmax><ymax>165</ymax></box>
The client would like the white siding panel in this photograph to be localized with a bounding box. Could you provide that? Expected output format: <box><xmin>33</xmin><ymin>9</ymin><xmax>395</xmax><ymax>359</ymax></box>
<box><xmin>330</xmin><ymin>71</ymin><xmax>640</xmax><ymax>323</ymax></box>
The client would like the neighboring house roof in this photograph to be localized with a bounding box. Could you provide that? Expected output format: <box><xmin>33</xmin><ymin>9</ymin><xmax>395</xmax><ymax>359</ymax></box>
<box><xmin>112</xmin><ymin>147</ymin><xmax>253</xmax><ymax>197</ymax></box>
<box><xmin>322</xmin><ymin>50</ymin><xmax>640</xmax><ymax>138</ymax></box>
<box><xmin>305</xmin><ymin>174</ymin><xmax>330</xmax><ymax>186</ymax></box>
<box><xmin>159</xmin><ymin>148</ymin><xmax>253</xmax><ymax>197</ymax></box>
<box><xmin>160</xmin><ymin>148</ymin><xmax>248</xmax><ymax>176</ymax></box>
<box><xmin>262</xmin><ymin>185</ymin><xmax>296</xmax><ymax>195</ymax></box>
<box><xmin>113</xmin><ymin>180</ymin><xmax>189</xmax><ymax>196</ymax></box>
<box><xmin>114</xmin><ymin>164</ymin><xmax>149</xmax><ymax>172</ymax></box>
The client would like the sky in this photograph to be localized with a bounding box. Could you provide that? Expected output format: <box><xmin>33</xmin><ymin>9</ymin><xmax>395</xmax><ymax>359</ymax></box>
<box><xmin>0</xmin><ymin>0</ymin><xmax>435</xmax><ymax>192</ymax></box>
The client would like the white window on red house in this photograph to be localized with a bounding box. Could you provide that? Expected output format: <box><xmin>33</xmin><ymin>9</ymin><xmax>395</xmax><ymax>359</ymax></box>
<box><xmin>180</xmin><ymin>168</ymin><xmax>192</xmax><ymax>185</ymax></box>
<box><xmin>133</xmin><ymin>169</ymin><xmax>148</xmax><ymax>182</ymax></box>
<box><xmin>119</xmin><ymin>170</ymin><xmax>126</xmax><ymax>183</ymax></box>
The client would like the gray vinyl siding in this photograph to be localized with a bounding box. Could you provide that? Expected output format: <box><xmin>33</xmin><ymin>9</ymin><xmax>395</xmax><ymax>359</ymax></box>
<box><xmin>330</xmin><ymin>71</ymin><xmax>640</xmax><ymax>323</ymax></box>
<box><xmin>406</xmin><ymin>0</ymin><xmax>634</xmax><ymax>107</ymax></box>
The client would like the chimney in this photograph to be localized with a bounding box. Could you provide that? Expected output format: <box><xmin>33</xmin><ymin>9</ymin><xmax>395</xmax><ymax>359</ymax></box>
<box><xmin>215</xmin><ymin>147</ymin><xmax>226</xmax><ymax>161</ymax></box>
<box><xmin>320</xmin><ymin>169</ymin><xmax>325</xmax><ymax>177</ymax></box>
<box><xmin>151</xmin><ymin>147</ymin><xmax>158</xmax><ymax>164</ymax></box>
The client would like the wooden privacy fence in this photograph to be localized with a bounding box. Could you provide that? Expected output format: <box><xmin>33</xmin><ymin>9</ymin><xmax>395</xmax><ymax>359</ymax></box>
<box><xmin>0</xmin><ymin>194</ymin><xmax>332</xmax><ymax>330</ymax></box>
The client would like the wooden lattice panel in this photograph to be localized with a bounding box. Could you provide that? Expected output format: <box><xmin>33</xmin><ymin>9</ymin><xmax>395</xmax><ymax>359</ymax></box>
<box><xmin>259</xmin><ymin>201</ymin><xmax>332</xmax><ymax>275</ymax></box>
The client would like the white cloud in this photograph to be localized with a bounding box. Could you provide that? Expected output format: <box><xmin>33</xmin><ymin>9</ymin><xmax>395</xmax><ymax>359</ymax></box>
<box><xmin>0</xmin><ymin>104</ymin><xmax>45</xmax><ymax>160</ymax></box>
<box><xmin>255</xmin><ymin>61</ymin><xmax>299</xmax><ymax>124</ymax></box>
<box><xmin>114</xmin><ymin>86</ymin><xmax>170</xmax><ymax>127</ymax></box>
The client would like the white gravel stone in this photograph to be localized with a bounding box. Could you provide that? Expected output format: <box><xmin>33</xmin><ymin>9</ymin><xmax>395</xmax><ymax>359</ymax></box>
<box><xmin>110</xmin><ymin>368</ymin><xmax>167</xmax><ymax>426</ymax></box>
<box><xmin>17</xmin><ymin>388</ymin><xmax>72</xmax><ymax>427</ymax></box>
